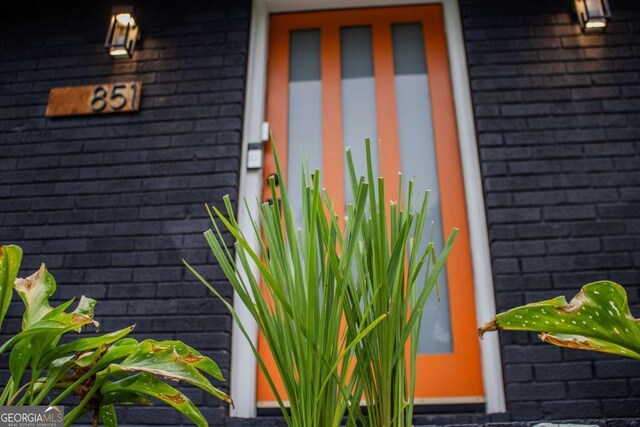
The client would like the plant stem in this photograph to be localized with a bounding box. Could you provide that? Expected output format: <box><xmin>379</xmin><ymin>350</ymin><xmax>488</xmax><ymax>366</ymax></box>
<box><xmin>8</xmin><ymin>381</ymin><xmax>31</xmax><ymax>405</ymax></box>
<box><xmin>63</xmin><ymin>381</ymin><xmax>101</xmax><ymax>427</ymax></box>
<box><xmin>7</xmin><ymin>383</ymin><xmax>31</xmax><ymax>406</ymax></box>
<box><xmin>48</xmin><ymin>369</ymin><xmax>95</xmax><ymax>407</ymax></box>
<box><xmin>17</xmin><ymin>384</ymin><xmax>33</xmax><ymax>406</ymax></box>
<box><xmin>0</xmin><ymin>381</ymin><xmax>12</xmax><ymax>405</ymax></box>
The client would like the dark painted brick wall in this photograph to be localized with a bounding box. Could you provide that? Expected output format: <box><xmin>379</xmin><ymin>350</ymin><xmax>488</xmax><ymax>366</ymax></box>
<box><xmin>461</xmin><ymin>0</ymin><xmax>640</xmax><ymax>421</ymax></box>
<box><xmin>0</xmin><ymin>1</ymin><xmax>249</xmax><ymax>425</ymax></box>
<box><xmin>2</xmin><ymin>0</ymin><xmax>640</xmax><ymax>425</ymax></box>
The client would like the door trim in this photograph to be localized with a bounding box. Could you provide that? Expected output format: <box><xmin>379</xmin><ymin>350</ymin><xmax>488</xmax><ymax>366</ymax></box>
<box><xmin>231</xmin><ymin>0</ymin><xmax>505</xmax><ymax>417</ymax></box>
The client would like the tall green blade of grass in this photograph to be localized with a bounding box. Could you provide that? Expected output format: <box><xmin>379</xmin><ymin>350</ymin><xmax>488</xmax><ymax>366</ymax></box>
<box><xmin>343</xmin><ymin>138</ymin><xmax>458</xmax><ymax>427</ymax></box>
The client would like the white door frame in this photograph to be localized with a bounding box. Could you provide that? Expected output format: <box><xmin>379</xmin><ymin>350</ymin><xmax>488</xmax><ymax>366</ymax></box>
<box><xmin>230</xmin><ymin>0</ymin><xmax>506</xmax><ymax>417</ymax></box>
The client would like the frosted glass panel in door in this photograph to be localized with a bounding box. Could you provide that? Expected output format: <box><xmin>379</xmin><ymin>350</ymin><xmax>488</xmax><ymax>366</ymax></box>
<box><xmin>288</xmin><ymin>30</ymin><xmax>323</xmax><ymax>226</ymax></box>
<box><xmin>392</xmin><ymin>23</ymin><xmax>453</xmax><ymax>354</ymax></box>
<box><xmin>340</xmin><ymin>26</ymin><xmax>379</xmax><ymax>206</ymax></box>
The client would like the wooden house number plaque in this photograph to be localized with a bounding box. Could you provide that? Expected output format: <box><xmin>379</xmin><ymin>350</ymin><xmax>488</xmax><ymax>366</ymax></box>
<box><xmin>45</xmin><ymin>81</ymin><xmax>142</xmax><ymax>117</ymax></box>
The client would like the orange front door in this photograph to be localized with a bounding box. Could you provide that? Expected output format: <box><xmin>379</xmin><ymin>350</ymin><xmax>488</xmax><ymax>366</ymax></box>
<box><xmin>259</xmin><ymin>4</ymin><xmax>484</xmax><ymax>407</ymax></box>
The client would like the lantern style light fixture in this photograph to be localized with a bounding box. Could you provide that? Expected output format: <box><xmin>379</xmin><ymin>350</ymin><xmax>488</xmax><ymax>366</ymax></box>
<box><xmin>574</xmin><ymin>0</ymin><xmax>611</xmax><ymax>33</ymax></box>
<box><xmin>105</xmin><ymin>6</ymin><xmax>140</xmax><ymax>59</ymax></box>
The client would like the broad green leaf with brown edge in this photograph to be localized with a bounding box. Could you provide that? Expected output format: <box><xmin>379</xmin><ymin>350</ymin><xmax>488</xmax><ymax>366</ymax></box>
<box><xmin>0</xmin><ymin>245</ymin><xmax>22</xmax><ymax>331</ymax></box>
<box><xmin>478</xmin><ymin>281</ymin><xmax>640</xmax><ymax>359</ymax></box>
<box><xmin>0</xmin><ymin>313</ymin><xmax>97</xmax><ymax>355</ymax></box>
<box><xmin>2</xmin><ymin>293</ymin><xmax>99</xmax><ymax>404</ymax></box>
<box><xmin>18</xmin><ymin>296</ymin><xmax>98</xmax><ymax>379</ymax></box>
<box><xmin>94</xmin><ymin>338</ymin><xmax>139</xmax><ymax>368</ymax></box>
<box><xmin>100</xmin><ymin>339</ymin><xmax>231</xmax><ymax>404</ymax></box>
<box><xmin>158</xmin><ymin>339</ymin><xmax>224</xmax><ymax>381</ymax></box>
<box><xmin>43</xmin><ymin>326</ymin><xmax>134</xmax><ymax>367</ymax></box>
<box><xmin>70</xmin><ymin>295</ymin><xmax>98</xmax><ymax>323</ymax></box>
<box><xmin>100</xmin><ymin>372</ymin><xmax>205</xmax><ymax>426</ymax></box>
<box><xmin>14</xmin><ymin>263</ymin><xmax>57</xmax><ymax>329</ymax></box>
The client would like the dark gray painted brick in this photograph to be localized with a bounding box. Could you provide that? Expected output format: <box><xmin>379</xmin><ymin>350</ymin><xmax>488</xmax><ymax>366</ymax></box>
<box><xmin>503</xmin><ymin>345</ymin><xmax>562</xmax><ymax>364</ymax></box>
<box><xmin>546</xmin><ymin>238</ymin><xmax>601</xmax><ymax>255</ymax></box>
<box><xmin>602</xmin><ymin>399</ymin><xmax>640</xmax><ymax>418</ymax></box>
<box><xmin>0</xmin><ymin>1</ymin><xmax>249</xmax><ymax>425</ymax></box>
<box><xmin>568</xmin><ymin>380</ymin><xmax>629</xmax><ymax>399</ymax></box>
<box><xmin>595</xmin><ymin>359</ymin><xmax>640</xmax><ymax>379</ymax></box>
<box><xmin>504</xmin><ymin>365</ymin><xmax>533</xmax><ymax>383</ymax></box>
<box><xmin>506</xmin><ymin>382</ymin><xmax>567</xmax><ymax>401</ymax></box>
<box><xmin>492</xmin><ymin>241</ymin><xmax>546</xmax><ymax>257</ymax></box>
<box><xmin>540</xmin><ymin>399</ymin><xmax>603</xmax><ymax>419</ymax></box>
<box><xmin>516</xmin><ymin>223</ymin><xmax>570</xmax><ymax>239</ymax></box>
<box><xmin>462</xmin><ymin>0</ymin><xmax>640</xmax><ymax>421</ymax></box>
<box><xmin>508</xmin><ymin>402</ymin><xmax>542</xmax><ymax>422</ymax></box>
<box><xmin>535</xmin><ymin>362</ymin><xmax>593</xmax><ymax>381</ymax></box>
<box><xmin>494</xmin><ymin>273</ymin><xmax>552</xmax><ymax>291</ymax></box>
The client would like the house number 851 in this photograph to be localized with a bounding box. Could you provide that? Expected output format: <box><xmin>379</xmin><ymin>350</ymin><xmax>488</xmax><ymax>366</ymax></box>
<box><xmin>90</xmin><ymin>83</ymin><xmax>138</xmax><ymax>112</ymax></box>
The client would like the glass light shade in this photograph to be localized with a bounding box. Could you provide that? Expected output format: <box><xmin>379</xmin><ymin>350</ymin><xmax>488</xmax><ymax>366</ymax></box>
<box><xmin>575</xmin><ymin>0</ymin><xmax>611</xmax><ymax>33</ymax></box>
<box><xmin>105</xmin><ymin>7</ymin><xmax>140</xmax><ymax>59</ymax></box>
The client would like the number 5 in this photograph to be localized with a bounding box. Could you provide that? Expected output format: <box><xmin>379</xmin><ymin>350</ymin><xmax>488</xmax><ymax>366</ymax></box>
<box><xmin>110</xmin><ymin>84</ymin><xmax>127</xmax><ymax>110</ymax></box>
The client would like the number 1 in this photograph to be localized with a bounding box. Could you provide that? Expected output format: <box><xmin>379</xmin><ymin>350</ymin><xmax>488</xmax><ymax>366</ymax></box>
<box><xmin>131</xmin><ymin>83</ymin><xmax>138</xmax><ymax>109</ymax></box>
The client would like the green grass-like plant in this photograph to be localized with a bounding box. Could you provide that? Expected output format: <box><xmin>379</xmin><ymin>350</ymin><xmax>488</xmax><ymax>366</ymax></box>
<box><xmin>343</xmin><ymin>140</ymin><xmax>457</xmax><ymax>427</ymax></box>
<box><xmin>187</xmin><ymin>141</ymin><xmax>385</xmax><ymax>427</ymax></box>
<box><xmin>0</xmin><ymin>244</ymin><xmax>230</xmax><ymax>427</ymax></box>
<box><xmin>188</xmin><ymin>138</ymin><xmax>456</xmax><ymax>426</ymax></box>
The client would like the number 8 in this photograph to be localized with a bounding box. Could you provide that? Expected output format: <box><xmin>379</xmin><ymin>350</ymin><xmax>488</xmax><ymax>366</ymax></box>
<box><xmin>90</xmin><ymin>86</ymin><xmax>107</xmax><ymax>112</ymax></box>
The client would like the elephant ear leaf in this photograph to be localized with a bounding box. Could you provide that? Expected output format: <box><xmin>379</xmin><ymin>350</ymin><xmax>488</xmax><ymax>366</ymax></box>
<box><xmin>479</xmin><ymin>281</ymin><xmax>640</xmax><ymax>359</ymax></box>
<box><xmin>14</xmin><ymin>263</ymin><xmax>57</xmax><ymax>329</ymax></box>
<box><xmin>101</xmin><ymin>339</ymin><xmax>232</xmax><ymax>404</ymax></box>
<box><xmin>0</xmin><ymin>245</ymin><xmax>23</xmax><ymax>330</ymax></box>
<box><xmin>44</xmin><ymin>326</ymin><xmax>134</xmax><ymax>366</ymax></box>
<box><xmin>101</xmin><ymin>373</ymin><xmax>206</xmax><ymax>427</ymax></box>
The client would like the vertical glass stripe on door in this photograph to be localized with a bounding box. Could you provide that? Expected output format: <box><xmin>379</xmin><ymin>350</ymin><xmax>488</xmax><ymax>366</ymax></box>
<box><xmin>340</xmin><ymin>26</ymin><xmax>379</xmax><ymax>207</ymax></box>
<box><xmin>288</xmin><ymin>30</ymin><xmax>323</xmax><ymax>226</ymax></box>
<box><xmin>392</xmin><ymin>23</ymin><xmax>453</xmax><ymax>354</ymax></box>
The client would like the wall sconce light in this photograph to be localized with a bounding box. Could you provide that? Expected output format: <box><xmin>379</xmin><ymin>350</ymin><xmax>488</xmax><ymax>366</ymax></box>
<box><xmin>105</xmin><ymin>6</ymin><xmax>140</xmax><ymax>59</ymax></box>
<box><xmin>574</xmin><ymin>0</ymin><xmax>611</xmax><ymax>33</ymax></box>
